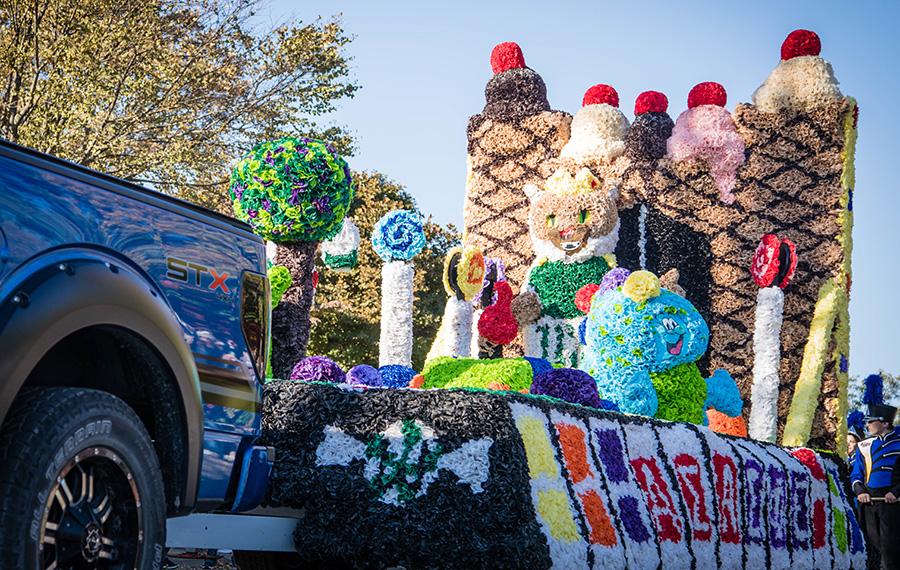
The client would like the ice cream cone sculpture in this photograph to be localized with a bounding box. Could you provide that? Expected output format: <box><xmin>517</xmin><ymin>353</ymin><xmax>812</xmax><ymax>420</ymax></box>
<box><xmin>463</xmin><ymin>42</ymin><xmax>571</xmax><ymax>293</ymax></box>
<box><xmin>667</xmin><ymin>82</ymin><xmax>745</xmax><ymax>204</ymax></box>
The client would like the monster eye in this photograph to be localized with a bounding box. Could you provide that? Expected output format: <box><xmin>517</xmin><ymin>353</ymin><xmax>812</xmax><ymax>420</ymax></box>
<box><xmin>578</xmin><ymin>209</ymin><xmax>590</xmax><ymax>224</ymax></box>
<box><xmin>663</xmin><ymin>318</ymin><xmax>676</xmax><ymax>332</ymax></box>
<box><xmin>546</xmin><ymin>214</ymin><xmax>557</xmax><ymax>228</ymax></box>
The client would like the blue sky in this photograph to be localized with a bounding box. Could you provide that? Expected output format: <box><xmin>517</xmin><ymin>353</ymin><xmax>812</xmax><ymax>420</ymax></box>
<box><xmin>267</xmin><ymin>0</ymin><xmax>900</xmax><ymax>384</ymax></box>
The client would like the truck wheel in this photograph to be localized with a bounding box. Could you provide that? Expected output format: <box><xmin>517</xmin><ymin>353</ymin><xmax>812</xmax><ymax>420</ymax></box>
<box><xmin>0</xmin><ymin>387</ymin><xmax>166</xmax><ymax>570</ymax></box>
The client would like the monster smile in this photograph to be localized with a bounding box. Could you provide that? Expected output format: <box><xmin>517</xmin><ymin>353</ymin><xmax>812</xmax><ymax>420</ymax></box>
<box><xmin>667</xmin><ymin>335</ymin><xmax>684</xmax><ymax>355</ymax></box>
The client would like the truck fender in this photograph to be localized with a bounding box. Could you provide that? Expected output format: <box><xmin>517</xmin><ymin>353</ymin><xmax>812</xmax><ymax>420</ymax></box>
<box><xmin>0</xmin><ymin>252</ymin><xmax>203</xmax><ymax>513</ymax></box>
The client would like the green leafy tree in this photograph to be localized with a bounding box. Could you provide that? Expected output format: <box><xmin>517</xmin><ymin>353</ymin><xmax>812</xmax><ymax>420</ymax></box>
<box><xmin>848</xmin><ymin>370</ymin><xmax>900</xmax><ymax>412</ymax></box>
<box><xmin>0</xmin><ymin>0</ymin><xmax>357</xmax><ymax>213</ymax></box>
<box><xmin>308</xmin><ymin>171</ymin><xmax>460</xmax><ymax>371</ymax></box>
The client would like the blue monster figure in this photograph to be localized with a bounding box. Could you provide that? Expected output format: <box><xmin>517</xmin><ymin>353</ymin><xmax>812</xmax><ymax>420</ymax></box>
<box><xmin>582</xmin><ymin>270</ymin><xmax>740</xmax><ymax>424</ymax></box>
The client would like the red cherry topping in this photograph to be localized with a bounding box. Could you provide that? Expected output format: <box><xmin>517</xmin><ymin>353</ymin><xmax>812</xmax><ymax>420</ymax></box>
<box><xmin>635</xmin><ymin>91</ymin><xmax>668</xmax><ymax>114</ymax></box>
<box><xmin>781</xmin><ymin>30</ymin><xmax>821</xmax><ymax>60</ymax></box>
<box><xmin>687</xmin><ymin>82</ymin><xmax>727</xmax><ymax>109</ymax></box>
<box><xmin>583</xmin><ymin>84</ymin><xmax>619</xmax><ymax>108</ymax></box>
<box><xmin>490</xmin><ymin>42</ymin><xmax>526</xmax><ymax>74</ymax></box>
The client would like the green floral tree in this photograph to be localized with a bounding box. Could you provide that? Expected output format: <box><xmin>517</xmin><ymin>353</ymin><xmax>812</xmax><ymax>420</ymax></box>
<box><xmin>230</xmin><ymin>137</ymin><xmax>353</xmax><ymax>378</ymax></box>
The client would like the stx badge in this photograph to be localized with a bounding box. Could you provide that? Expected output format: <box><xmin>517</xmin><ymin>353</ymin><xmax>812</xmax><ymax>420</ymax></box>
<box><xmin>166</xmin><ymin>257</ymin><xmax>231</xmax><ymax>293</ymax></box>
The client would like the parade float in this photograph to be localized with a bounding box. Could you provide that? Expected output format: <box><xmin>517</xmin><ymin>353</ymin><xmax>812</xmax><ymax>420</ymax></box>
<box><xmin>229</xmin><ymin>29</ymin><xmax>865</xmax><ymax>570</ymax></box>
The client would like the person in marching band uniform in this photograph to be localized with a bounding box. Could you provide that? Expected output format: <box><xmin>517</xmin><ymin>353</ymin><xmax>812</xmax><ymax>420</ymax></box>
<box><xmin>852</xmin><ymin>403</ymin><xmax>900</xmax><ymax>570</ymax></box>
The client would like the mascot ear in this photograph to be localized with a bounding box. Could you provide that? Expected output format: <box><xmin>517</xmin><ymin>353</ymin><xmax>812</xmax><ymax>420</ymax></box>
<box><xmin>523</xmin><ymin>183</ymin><xmax>542</xmax><ymax>200</ymax></box>
<box><xmin>607</xmin><ymin>184</ymin><xmax>620</xmax><ymax>202</ymax></box>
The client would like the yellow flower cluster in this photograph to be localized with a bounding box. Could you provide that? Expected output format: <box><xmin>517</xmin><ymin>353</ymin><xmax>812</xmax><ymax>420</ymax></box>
<box><xmin>536</xmin><ymin>490</ymin><xmax>582</xmax><ymax>543</ymax></box>
<box><xmin>458</xmin><ymin>247</ymin><xmax>486</xmax><ymax>300</ymax></box>
<box><xmin>622</xmin><ymin>270</ymin><xmax>661</xmax><ymax>304</ymax></box>
<box><xmin>442</xmin><ymin>246</ymin><xmax>486</xmax><ymax>301</ymax></box>
<box><xmin>516</xmin><ymin>416</ymin><xmax>559</xmax><ymax>479</ymax></box>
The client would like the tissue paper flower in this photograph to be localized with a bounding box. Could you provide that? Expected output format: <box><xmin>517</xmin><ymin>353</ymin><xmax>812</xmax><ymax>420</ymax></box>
<box><xmin>321</xmin><ymin>217</ymin><xmax>361</xmax><ymax>272</ymax></box>
<box><xmin>372</xmin><ymin>210</ymin><xmax>426</xmax><ymax>262</ymax></box>
<box><xmin>229</xmin><ymin>137</ymin><xmax>353</xmax><ymax>243</ymax></box>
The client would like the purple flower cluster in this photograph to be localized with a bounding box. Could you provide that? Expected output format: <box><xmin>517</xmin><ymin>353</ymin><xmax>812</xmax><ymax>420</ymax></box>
<box><xmin>289</xmin><ymin>356</ymin><xmax>346</xmax><ymax>384</ymax></box>
<box><xmin>347</xmin><ymin>364</ymin><xmax>382</xmax><ymax>387</ymax></box>
<box><xmin>595</xmin><ymin>428</ymin><xmax>630</xmax><ymax>483</ymax></box>
<box><xmin>530</xmin><ymin>368</ymin><xmax>602</xmax><ymax>409</ymax></box>
<box><xmin>598</xmin><ymin>267</ymin><xmax>631</xmax><ymax>296</ymax></box>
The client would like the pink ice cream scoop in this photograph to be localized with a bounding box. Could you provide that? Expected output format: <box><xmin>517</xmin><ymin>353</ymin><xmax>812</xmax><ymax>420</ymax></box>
<box><xmin>667</xmin><ymin>82</ymin><xmax>745</xmax><ymax>204</ymax></box>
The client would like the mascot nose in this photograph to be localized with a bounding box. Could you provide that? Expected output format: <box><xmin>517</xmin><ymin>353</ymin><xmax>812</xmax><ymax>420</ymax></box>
<box><xmin>560</xmin><ymin>227</ymin><xmax>575</xmax><ymax>240</ymax></box>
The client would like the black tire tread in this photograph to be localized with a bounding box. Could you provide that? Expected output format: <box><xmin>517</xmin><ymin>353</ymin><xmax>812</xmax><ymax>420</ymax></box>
<box><xmin>0</xmin><ymin>386</ymin><xmax>164</xmax><ymax>569</ymax></box>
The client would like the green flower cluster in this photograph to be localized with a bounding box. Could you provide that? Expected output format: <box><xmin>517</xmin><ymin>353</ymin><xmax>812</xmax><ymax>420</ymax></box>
<box><xmin>528</xmin><ymin>256</ymin><xmax>611</xmax><ymax>319</ymax></box>
<box><xmin>229</xmin><ymin>137</ymin><xmax>354</xmax><ymax>242</ymax></box>
<box><xmin>267</xmin><ymin>265</ymin><xmax>293</xmax><ymax>307</ymax></box>
<box><xmin>650</xmin><ymin>362</ymin><xmax>707</xmax><ymax>424</ymax></box>
<box><xmin>422</xmin><ymin>356</ymin><xmax>533</xmax><ymax>391</ymax></box>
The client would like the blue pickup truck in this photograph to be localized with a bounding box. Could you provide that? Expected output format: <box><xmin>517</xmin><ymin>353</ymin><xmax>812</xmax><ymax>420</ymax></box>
<box><xmin>0</xmin><ymin>140</ymin><xmax>288</xmax><ymax>569</ymax></box>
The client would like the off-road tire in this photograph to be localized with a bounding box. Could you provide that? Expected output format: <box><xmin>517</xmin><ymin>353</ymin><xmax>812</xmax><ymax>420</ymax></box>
<box><xmin>0</xmin><ymin>387</ymin><xmax>166</xmax><ymax>569</ymax></box>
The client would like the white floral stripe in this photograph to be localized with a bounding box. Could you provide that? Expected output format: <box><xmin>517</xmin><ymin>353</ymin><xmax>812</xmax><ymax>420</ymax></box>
<box><xmin>749</xmin><ymin>286</ymin><xmax>784</xmax><ymax>442</ymax></box>
<box><xmin>427</xmin><ymin>296</ymin><xmax>473</xmax><ymax>361</ymax></box>
<box><xmin>657</xmin><ymin>425</ymin><xmax>717</xmax><ymax>569</ymax></box>
<box><xmin>763</xmin><ymin>446</ymin><xmax>813</xmax><ymax>570</ymax></box>
<box><xmin>792</xmin><ymin>449</ymin><xmax>836</xmax><ymax>570</ymax></box>
<box><xmin>379</xmin><ymin>261</ymin><xmax>415</xmax><ymax>367</ymax></box>
<box><xmin>728</xmin><ymin>439</ymin><xmax>773</xmax><ymax>570</ymax></box>
<box><xmin>588</xmin><ymin>417</ymin><xmax>660</xmax><ymax>569</ymax></box>
<box><xmin>702</xmin><ymin>431</ymin><xmax>745</xmax><ymax>570</ymax></box>
<box><xmin>509</xmin><ymin>402</ymin><xmax>590</xmax><ymax>570</ymax></box>
<box><xmin>549</xmin><ymin>410</ymin><xmax>627</xmax><ymax>570</ymax></box>
<box><xmin>620</xmin><ymin>422</ymin><xmax>693</xmax><ymax>569</ymax></box>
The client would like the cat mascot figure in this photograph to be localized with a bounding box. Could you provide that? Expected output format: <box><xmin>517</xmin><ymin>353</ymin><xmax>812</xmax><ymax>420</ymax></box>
<box><xmin>511</xmin><ymin>167</ymin><xmax>619</xmax><ymax>367</ymax></box>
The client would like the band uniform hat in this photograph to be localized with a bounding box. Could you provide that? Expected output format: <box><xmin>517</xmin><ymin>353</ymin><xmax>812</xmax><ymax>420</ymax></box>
<box><xmin>865</xmin><ymin>403</ymin><xmax>898</xmax><ymax>424</ymax></box>
<box><xmin>848</xmin><ymin>425</ymin><xmax>866</xmax><ymax>440</ymax></box>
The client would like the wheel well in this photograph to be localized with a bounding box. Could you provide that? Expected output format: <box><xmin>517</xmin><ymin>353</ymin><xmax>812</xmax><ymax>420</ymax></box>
<box><xmin>24</xmin><ymin>325</ymin><xmax>189</xmax><ymax>514</ymax></box>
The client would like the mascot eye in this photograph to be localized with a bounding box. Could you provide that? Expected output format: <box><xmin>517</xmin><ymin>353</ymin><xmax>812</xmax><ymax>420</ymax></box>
<box><xmin>663</xmin><ymin>318</ymin><xmax>677</xmax><ymax>332</ymax></box>
<box><xmin>578</xmin><ymin>209</ymin><xmax>590</xmax><ymax>224</ymax></box>
<box><xmin>546</xmin><ymin>214</ymin><xmax>557</xmax><ymax>228</ymax></box>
